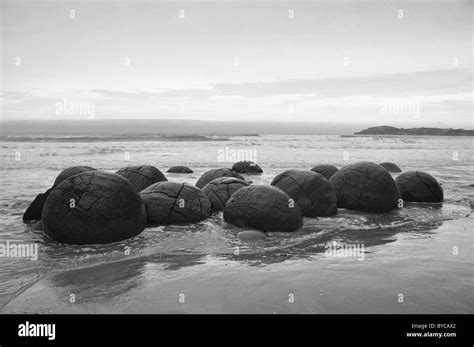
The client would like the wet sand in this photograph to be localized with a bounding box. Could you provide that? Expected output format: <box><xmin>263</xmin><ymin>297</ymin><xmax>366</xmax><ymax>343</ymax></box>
<box><xmin>3</xmin><ymin>215</ymin><xmax>472</xmax><ymax>314</ymax></box>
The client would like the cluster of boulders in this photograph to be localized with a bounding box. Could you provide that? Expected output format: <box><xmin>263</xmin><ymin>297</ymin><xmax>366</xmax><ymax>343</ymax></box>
<box><xmin>24</xmin><ymin>160</ymin><xmax>444</xmax><ymax>245</ymax></box>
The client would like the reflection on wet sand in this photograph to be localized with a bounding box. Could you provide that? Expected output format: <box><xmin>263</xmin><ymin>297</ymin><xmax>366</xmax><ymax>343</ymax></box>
<box><xmin>49</xmin><ymin>252</ymin><xmax>209</xmax><ymax>306</ymax></box>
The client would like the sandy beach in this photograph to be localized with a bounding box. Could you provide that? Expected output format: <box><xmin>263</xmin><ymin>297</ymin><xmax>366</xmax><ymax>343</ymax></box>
<box><xmin>3</xmin><ymin>213</ymin><xmax>472</xmax><ymax>314</ymax></box>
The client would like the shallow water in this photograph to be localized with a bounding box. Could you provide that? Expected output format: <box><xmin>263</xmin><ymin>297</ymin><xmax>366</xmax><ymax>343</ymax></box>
<box><xmin>0</xmin><ymin>134</ymin><xmax>473</xmax><ymax>313</ymax></box>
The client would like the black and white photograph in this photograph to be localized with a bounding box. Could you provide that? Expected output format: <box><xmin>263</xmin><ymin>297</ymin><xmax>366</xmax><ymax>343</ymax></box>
<box><xmin>0</xmin><ymin>0</ymin><xmax>472</xmax><ymax>344</ymax></box>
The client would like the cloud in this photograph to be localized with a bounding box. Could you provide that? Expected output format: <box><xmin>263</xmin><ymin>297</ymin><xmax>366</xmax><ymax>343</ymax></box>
<box><xmin>0</xmin><ymin>91</ymin><xmax>31</xmax><ymax>99</ymax></box>
<box><xmin>90</xmin><ymin>89</ymin><xmax>158</xmax><ymax>99</ymax></box>
<box><xmin>159</xmin><ymin>68</ymin><xmax>472</xmax><ymax>99</ymax></box>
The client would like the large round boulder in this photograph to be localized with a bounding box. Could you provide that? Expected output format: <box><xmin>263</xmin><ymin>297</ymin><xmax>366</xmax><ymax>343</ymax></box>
<box><xmin>140</xmin><ymin>182</ymin><xmax>211</xmax><ymax>224</ymax></box>
<box><xmin>395</xmin><ymin>171</ymin><xmax>443</xmax><ymax>202</ymax></box>
<box><xmin>167</xmin><ymin>166</ymin><xmax>193</xmax><ymax>173</ymax></box>
<box><xmin>201</xmin><ymin>177</ymin><xmax>251</xmax><ymax>211</ymax></box>
<box><xmin>195</xmin><ymin>168</ymin><xmax>244</xmax><ymax>189</ymax></box>
<box><xmin>42</xmin><ymin>171</ymin><xmax>146</xmax><ymax>244</ymax></box>
<box><xmin>329</xmin><ymin>162</ymin><xmax>401</xmax><ymax>213</ymax></box>
<box><xmin>54</xmin><ymin>166</ymin><xmax>97</xmax><ymax>186</ymax></box>
<box><xmin>231</xmin><ymin>161</ymin><xmax>263</xmax><ymax>174</ymax></box>
<box><xmin>24</xmin><ymin>165</ymin><xmax>97</xmax><ymax>222</ymax></box>
<box><xmin>271</xmin><ymin>170</ymin><xmax>337</xmax><ymax>217</ymax></box>
<box><xmin>116</xmin><ymin>165</ymin><xmax>167</xmax><ymax>191</ymax></box>
<box><xmin>224</xmin><ymin>185</ymin><xmax>303</xmax><ymax>232</ymax></box>
<box><xmin>310</xmin><ymin>164</ymin><xmax>338</xmax><ymax>180</ymax></box>
<box><xmin>379</xmin><ymin>162</ymin><xmax>402</xmax><ymax>173</ymax></box>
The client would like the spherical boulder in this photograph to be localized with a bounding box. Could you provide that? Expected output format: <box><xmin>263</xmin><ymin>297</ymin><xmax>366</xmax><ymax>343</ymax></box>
<box><xmin>42</xmin><ymin>171</ymin><xmax>146</xmax><ymax>244</ymax></box>
<box><xmin>271</xmin><ymin>170</ymin><xmax>337</xmax><ymax>217</ymax></box>
<box><xmin>167</xmin><ymin>166</ymin><xmax>193</xmax><ymax>173</ymax></box>
<box><xmin>224</xmin><ymin>185</ymin><xmax>303</xmax><ymax>232</ymax></box>
<box><xmin>195</xmin><ymin>168</ymin><xmax>244</xmax><ymax>189</ymax></box>
<box><xmin>379</xmin><ymin>162</ymin><xmax>402</xmax><ymax>173</ymax></box>
<box><xmin>116</xmin><ymin>165</ymin><xmax>167</xmax><ymax>191</ymax></box>
<box><xmin>140</xmin><ymin>182</ymin><xmax>211</xmax><ymax>224</ymax></box>
<box><xmin>310</xmin><ymin>164</ymin><xmax>339</xmax><ymax>180</ymax></box>
<box><xmin>231</xmin><ymin>161</ymin><xmax>263</xmax><ymax>174</ymax></box>
<box><xmin>24</xmin><ymin>166</ymin><xmax>97</xmax><ymax>222</ymax></box>
<box><xmin>54</xmin><ymin>166</ymin><xmax>97</xmax><ymax>186</ymax></box>
<box><xmin>395</xmin><ymin>171</ymin><xmax>443</xmax><ymax>202</ymax></box>
<box><xmin>329</xmin><ymin>162</ymin><xmax>401</xmax><ymax>213</ymax></box>
<box><xmin>201</xmin><ymin>177</ymin><xmax>251</xmax><ymax>211</ymax></box>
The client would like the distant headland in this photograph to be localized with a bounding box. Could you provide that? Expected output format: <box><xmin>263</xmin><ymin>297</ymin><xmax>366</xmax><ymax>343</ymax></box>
<box><xmin>355</xmin><ymin>126</ymin><xmax>474</xmax><ymax>136</ymax></box>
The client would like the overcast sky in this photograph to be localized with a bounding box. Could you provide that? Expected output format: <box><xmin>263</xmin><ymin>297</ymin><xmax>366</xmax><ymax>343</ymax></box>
<box><xmin>1</xmin><ymin>0</ymin><xmax>472</xmax><ymax>126</ymax></box>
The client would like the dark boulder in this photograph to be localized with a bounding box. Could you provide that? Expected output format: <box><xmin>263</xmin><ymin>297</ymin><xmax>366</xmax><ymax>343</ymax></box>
<box><xmin>271</xmin><ymin>170</ymin><xmax>337</xmax><ymax>217</ymax></box>
<box><xmin>167</xmin><ymin>166</ymin><xmax>193</xmax><ymax>173</ymax></box>
<box><xmin>42</xmin><ymin>171</ymin><xmax>146</xmax><ymax>244</ymax></box>
<box><xmin>23</xmin><ymin>166</ymin><xmax>97</xmax><ymax>222</ymax></box>
<box><xmin>379</xmin><ymin>162</ymin><xmax>402</xmax><ymax>173</ymax></box>
<box><xmin>224</xmin><ymin>185</ymin><xmax>303</xmax><ymax>232</ymax></box>
<box><xmin>310</xmin><ymin>164</ymin><xmax>339</xmax><ymax>180</ymax></box>
<box><xmin>23</xmin><ymin>188</ymin><xmax>53</xmax><ymax>223</ymax></box>
<box><xmin>201</xmin><ymin>177</ymin><xmax>251</xmax><ymax>211</ymax></box>
<box><xmin>54</xmin><ymin>166</ymin><xmax>97</xmax><ymax>186</ymax></box>
<box><xmin>140</xmin><ymin>182</ymin><xmax>211</xmax><ymax>224</ymax></box>
<box><xmin>329</xmin><ymin>162</ymin><xmax>401</xmax><ymax>213</ymax></box>
<box><xmin>231</xmin><ymin>161</ymin><xmax>263</xmax><ymax>174</ymax></box>
<box><xmin>395</xmin><ymin>171</ymin><xmax>443</xmax><ymax>202</ymax></box>
<box><xmin>116</xmin><ymin>165</ymin><xmax>167</xmax><ymax>191</ymax></box>
<box><xmin>195</xmin><ymin>168</ymin><xmax>244</xmax><ymax>189</ymax></box>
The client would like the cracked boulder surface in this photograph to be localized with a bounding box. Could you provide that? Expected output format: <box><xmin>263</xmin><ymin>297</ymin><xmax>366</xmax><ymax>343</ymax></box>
<box><xmin>223</xmin><ymin>185</ymin><xmax>303</xmax><ymax>232</ymax></box>
<box><xmin>201</xmin><ymin>177</ymin><xmax>251</xmax><ymax>211</ymax></box>
<box><xmin>41</xmin><ymin>171</ymin><xmax>146</xmax><ymax>245</ymax></box>
<box><xmin>116</xmin><ymin>165</ymin><xmax>167</xmax><ymax>192</ymax></box>
<box><xmin>140</xmin><ymin>181</ymin><xmax>211</xmax><ymax>225</ymax></box>
<box><xmin>23</xmin><ymin>166</ymin><xmax>97</xmax><ymax>222</ymax></box>
<box><xmin>329</xmin><ymin>162</ymin><xmax>401</xmax><ymax>213</ymax></box>
<box><xmin>54</xmin><ymin>166</ymin><xmax>97</xmax><ymax>186</ymax></box>
<box><xmin>379</xmin><ymin>162</ymin><xmax>402</xmax><ymax>173</ymax></box>
<box><xmin>231</xmin><ymin>161</ymin><xmax>263</xmax><ymax>174</ymax></box>
<box><xmin>166</xmin><ymin>166</ymin><xmax>193</xmax><ymax>173</ymax></box>
<box><xmin>195</xmin><ymin>168</ymin><xmax>244</xmax><ymax>188</ymax></box>
<box><xmin>395</xmin><ymin>171</ymin><xmax>443</xmax><ymax>202</ymax></box>
<box><xmin>271</xmin><ymin>170</ymin><xmax>337</xmax><ymax>217</ymax></box>
<box><xmin>310</xmin><ymin>164</ymin><xmax>339</xmax><ymax>180</ymax></box>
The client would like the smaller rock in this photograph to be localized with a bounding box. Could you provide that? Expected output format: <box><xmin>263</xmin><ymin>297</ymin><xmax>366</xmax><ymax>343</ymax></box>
<box><xmin>167</xmin><ymin>166</ymin><xmax>193</xmax><ymax>173</ymax></box>
<box><xmin>310</xmin><ymin>165</ymin><xmax>339</xmax><ymax>180</ymax></box>
<box><xmin>329</xmin><ymin>161</ymin><xmax>401</xmax><ymax>213</ymax></box>
<box><xmin>116</xmin><ymin>165</ymin><xmax>167</xmax><ymax>191</ymax></box>
<box><xmin>231</xmin><ymin>161</ymin><xmax>263</xmax><ymax>174</ymax></box>
<box><xmin>271</xmin><ymin>170</ymin><xmax>337</xmax><ymax>217</ymax></box>
<box><xmin>140</xmin><ymin>182</ymin><xmax>211</xmax><ymax>224</ymax></box>
<box><xmin>202</xmin><ymin>177</ymin><xmax>251</xmax><ymax>211</ymax></box>
<box><xmin>395</xmin><ymin>171</ymin><xmax>443</xmax><ymax>202</ymax></box>
<box><xmin>23</xmin><ymin>188</ymin><xmax>53</xmax><ymax>223</ymax></box>
<box><xmin>224</xmin><ymin>185</ymin><xmax>303</xmax><ymax>232</ymax></box>
<box><xmin>238</xmin><ymin>230</ymin><xmax>266</xmax><ymax>242</ymax></box>
<box><xmin>379</xmin><ymin>162</ymin><xmax>402</xmax><ymax>173</ymax></box>
<box><xmin>195</xmin><ymin>168</ymin><xmax>244</xmax><ymax>189</ymax></box>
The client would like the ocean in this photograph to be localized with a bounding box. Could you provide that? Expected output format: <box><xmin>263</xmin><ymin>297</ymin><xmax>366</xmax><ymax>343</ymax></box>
<box><xmin>0</xmin><ymin>134</ymin><xmax>472</xmax><ymax>313</ymax></box>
